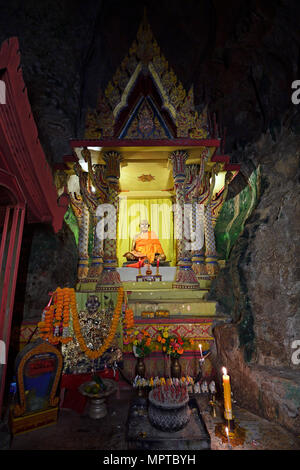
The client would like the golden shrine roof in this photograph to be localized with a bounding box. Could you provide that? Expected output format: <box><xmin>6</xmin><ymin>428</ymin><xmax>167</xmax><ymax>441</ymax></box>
<box><xmin>84</xmin><ymin>13</ymin><xmax>211</xmax><ymax>140</ymax></box>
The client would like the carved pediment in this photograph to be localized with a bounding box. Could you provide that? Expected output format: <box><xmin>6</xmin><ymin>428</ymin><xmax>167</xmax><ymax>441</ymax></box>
<box><xmin>85</xmin><ymin>13</ymin><xmax>210</xmax><ymax>140</ymax></box>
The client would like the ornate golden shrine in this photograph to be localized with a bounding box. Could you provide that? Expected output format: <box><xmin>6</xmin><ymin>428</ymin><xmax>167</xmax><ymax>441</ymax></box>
<box><xmin>52</xmin><ymin>14</ymin><xmax>240</xmax><ymax>380</ymax></box>
<box><xmin>55</xmin><ymin>15</ymin><xmax>239</xmax><ymax>292</ymax></box>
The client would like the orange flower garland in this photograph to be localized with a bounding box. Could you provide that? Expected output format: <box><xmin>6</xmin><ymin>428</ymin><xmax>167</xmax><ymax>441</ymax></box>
<box><xmin>38</xmin><ymin>287</ymin><xmax>73</xmax><ymax>345</ymax></box>
<box><xmin>38</xmin><ymin>305</ymin><xmax>56</xmax><ymax>343</ymax></box>
<box><xmin>123</xmin><ymin>307</ymin><xmax>135</xmax><ymax>345</ymax></box>
<box><xmin>72</xmin><ymin>286</ymin><xmax>124</xmax><ymax>360</ymax></box>
<box><xmin>124</xmin><ymin>308</ymin><xmax>134</xmax><ymax>331</ymax></box>
<box><xmin>39</xmin><ymin>286</ymin><xmax>124</xmax><ymax>358</ymax></box>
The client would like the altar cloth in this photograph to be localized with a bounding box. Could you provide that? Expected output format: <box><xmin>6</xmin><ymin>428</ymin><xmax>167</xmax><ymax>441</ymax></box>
<box><xmin>118</xmin><ymin>267</ymin><xmax>176</xmax><ymax>282</ymax></box>
<box><xmin>60</xmin><ymin>370</ymin><xmax>119</xmax><ymax>414</ymax></box>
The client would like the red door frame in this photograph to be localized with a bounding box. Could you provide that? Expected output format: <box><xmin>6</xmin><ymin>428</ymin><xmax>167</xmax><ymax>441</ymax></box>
<box><xmin>0</xmin><ymin>170</ymin><xmax>26</xmax><ymax>417</ymax></box>
<box><xmin>0</xmin><ymin>37</ymin><xmax>67</xmax><ymax>418</ymax></box>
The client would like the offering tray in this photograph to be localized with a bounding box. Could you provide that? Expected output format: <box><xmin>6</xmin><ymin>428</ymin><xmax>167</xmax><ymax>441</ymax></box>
<box><xmin>78</xmin><ymin>379</ymin><xmax>117</xmax><ymax>419</ymax></box>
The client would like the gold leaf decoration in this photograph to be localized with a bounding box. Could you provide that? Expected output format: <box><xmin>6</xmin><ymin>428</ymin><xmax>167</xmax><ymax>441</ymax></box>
<box><xmin>138</xmin><ymin>174</ymin><xmax>155</xmax><ymax>182</ymax></box>
<box><xmin>84</xmin><ymin>13</ymin><xmax>210</xmax><ymax>140</ymax></box>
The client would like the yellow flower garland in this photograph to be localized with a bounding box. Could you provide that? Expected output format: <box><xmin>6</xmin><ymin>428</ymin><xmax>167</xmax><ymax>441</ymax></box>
<box><xmin>39</xmin><ymin>286</ymin><xmax>124</xmax><ymax>358</ymax></box>
<box><xmin>38</xmin><ymin>287</ymin><xmax>73</xmax><ymax>345</ymax></box>
<box><xmin>71</xmin><ymin>286</ymin><xmax>124</xmax><ymax>360</ymax></box>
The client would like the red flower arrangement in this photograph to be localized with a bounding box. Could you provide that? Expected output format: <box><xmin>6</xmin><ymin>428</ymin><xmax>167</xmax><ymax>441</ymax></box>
<box><xmin>156</xmin><ymin>326</ymin><xmax>193</xmax><ymax>359</ymax></box>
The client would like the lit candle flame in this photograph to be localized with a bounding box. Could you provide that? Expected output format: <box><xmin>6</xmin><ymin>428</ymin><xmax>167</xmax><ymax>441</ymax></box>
<box><xmin>225</xmin><ymin>426</ymin><xmax>229</xmax><ymax>437</ymax></box>
<box><xmin>199</xmin><ymin>344</ymin><xmax>204</xmax><ymax>360</ymax></box>
<box><xmin>222</xmin><ymin>367</ymin><xmax>227</xmax><ymax>375</ymax></box>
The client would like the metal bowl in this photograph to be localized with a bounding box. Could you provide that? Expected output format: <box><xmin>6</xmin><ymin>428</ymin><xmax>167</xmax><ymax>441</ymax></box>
<box><xmin>78</xmin><ymin>379</ymin><xmax>117</xmax><ymax>399</ymax></box>
<box><xmin>148</xmin><ymin>390</ymin><xmax>191</xmax><ymax>432</ymax></box>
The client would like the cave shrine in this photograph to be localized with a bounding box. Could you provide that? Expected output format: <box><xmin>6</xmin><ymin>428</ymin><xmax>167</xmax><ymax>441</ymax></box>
<box><xmin>0</xmin><ymin>1</ymin><xmax>299</xmax><ymax>452</ymax></box>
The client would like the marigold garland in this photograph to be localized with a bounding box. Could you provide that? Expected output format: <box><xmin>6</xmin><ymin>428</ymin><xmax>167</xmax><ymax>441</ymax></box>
<box><xmin>124</xmin><ymin>308</ymin><xmax>134</xmax><ymax>329</ymax></box>
<box><xmin>123</xmin><ymin>306</ymin><xmax>136</xmax><ymax>345</ymax></box>
<box><xmin>72</xmin><ymin>286</ymin><xmax>124</xmax><ymax>360</ymax></box>
<box><xmin>38</xmin><ymin>287</ymin><xmax>73</xmax><ymax>345</ymax></box>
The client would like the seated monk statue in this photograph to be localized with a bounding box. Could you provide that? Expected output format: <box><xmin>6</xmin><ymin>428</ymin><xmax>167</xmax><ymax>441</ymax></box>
<box><xmin>124</xmin><ymin>219</ymin><xmax>166</xmax><ymax>265</ymax></box>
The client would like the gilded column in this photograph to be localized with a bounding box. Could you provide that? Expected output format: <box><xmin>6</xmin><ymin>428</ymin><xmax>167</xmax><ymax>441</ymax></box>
<box><xmin>96</xmin><ymin>151</ymin><xmax>122</xmax><ymax>291</ymax></box>
<box><xmin>204</xmin><ymin>201</ymin><xmax>219</xmax><ymax>279</ymax></box>
<box><xmin>87</xmin><ymin>164</ymin><xmax>108</xmax><ymax>281</ymax></box>
<box><xmin>169</xmin><ymin>150</ymin><xmax>199</xmax><ymax>289</ymax></box>
<box><xmin>184</xmin><ymin>159</ymin><xmax>209</xmax><ymax>281</ymax></box>
<box><xmin>191</xmin><ymin>200</ymin><xmax>209</xmax><ymax>280</ymax></box>
<box><xmin>206</xmin><ymin>170</ymin><xmax>233</xmax><ymax>278</ymax></box>
<box><xmin>70</xmin><ymin>194</ymin><xmax>90</xmax><ymax>281</ymax></box>
<box><xmin>74</xmin><ymin>156</ymin><xmax>102</xmax><ymax>284</ymax></box>
<box><xmin>88</xmin><ymin>212</ymin><xmax>104</xmax><ymax>280</ymax></box>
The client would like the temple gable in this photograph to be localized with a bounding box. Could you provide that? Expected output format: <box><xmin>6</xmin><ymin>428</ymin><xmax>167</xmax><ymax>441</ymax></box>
<box><xmin>85</xmin><ymin>14</ymin><xmax>210</xmax><ymax>141</ymax></box>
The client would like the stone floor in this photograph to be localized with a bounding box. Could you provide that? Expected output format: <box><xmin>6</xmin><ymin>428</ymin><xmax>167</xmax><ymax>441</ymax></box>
<box><xmin>7</xmin><ymin>389</ymin><xmax>300</xmax><ymax>451</ymax></box>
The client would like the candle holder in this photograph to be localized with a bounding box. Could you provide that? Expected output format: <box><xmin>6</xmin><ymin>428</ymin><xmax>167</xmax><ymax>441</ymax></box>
<box><xmin>215</xmin><ymin>409</ymin><xmax>246</xmax><ymax>447</ymax></box>
<box><xmin>194</xmin><ymin>359</ymin><xmax>203</xmax><ymax>384</ymax></box>
<box><xmin>209</xmin><ymin>393</ymin><xmax>217</xmax><ymax>418</ymax></box>
<box><xmin>222</xmin><ymin>416</ymin><xmax>235</xmax><ymax>434</ymax></box>
<box><xmin>146</xmin><ymin>264</ymin><xmax>152</xmax><ymax>276</ymax></box>
<box><xmin>215</xmin><ymin>420</ymin><xmax>246</xmax><ymax>448</ymax></box>
<box><xmin>216</xmin><ymin>367</ymin><xmax>246</xmax><ymax>447</ymax></box>
<box><xmin>136</xmin><ymin>262</ymin><xmax>143</xmax><ymax>281</ymax></box>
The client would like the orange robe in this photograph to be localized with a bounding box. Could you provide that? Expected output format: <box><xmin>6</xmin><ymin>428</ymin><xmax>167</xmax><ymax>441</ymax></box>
<box><xmin>134</xmin><ymin>231</ymin><xmax>165</xmax><ymax>263</ymax></box>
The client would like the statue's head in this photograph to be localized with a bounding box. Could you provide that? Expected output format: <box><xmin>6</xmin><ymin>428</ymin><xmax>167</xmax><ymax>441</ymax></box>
<box><xmin>139</xmin><ymin>219</ymin><xmax>150</xmax><ymax>232</ymax></box>
<box><xmin>86</xmin><ymin>295</ymin><xmax>101</xmax><ymax>315</ymax></box>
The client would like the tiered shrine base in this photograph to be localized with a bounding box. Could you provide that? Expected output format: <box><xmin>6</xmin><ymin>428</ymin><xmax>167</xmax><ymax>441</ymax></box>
<box><xmin>76</xmin><ymin>267</ymin><xmax>218</xmax><ymax>382</ymax></box>
<box><xmin>123</xmin><ymin>279</ymin><xmax>216</xmax><ymax>380</ymax></box>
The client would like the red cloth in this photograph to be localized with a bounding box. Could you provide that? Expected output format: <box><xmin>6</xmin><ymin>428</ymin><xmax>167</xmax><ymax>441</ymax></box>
<box><xmin>62</xmin><ymin>389</ymin><xmax>87</xmax><ymax>414</ymax></box>
<box><xmin>125</xmin><ymin>259</ymin><xmax>146</xmax><ymax>268</ymax></box>
<box><xmin>125</xmin><ymin>262</ymin><xmax>140</xmax><ymax>268</ymax></box>
<box><xmin>60</xmin><ymin>369</ymin><xmax>119</xmax><ymax>414</ymax></box>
